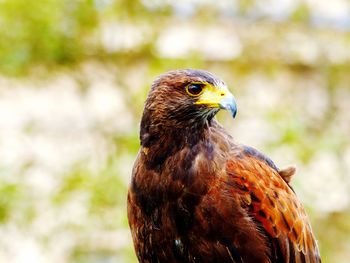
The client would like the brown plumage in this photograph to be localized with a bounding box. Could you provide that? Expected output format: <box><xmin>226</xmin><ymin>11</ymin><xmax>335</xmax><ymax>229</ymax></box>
<box><xmin>127</xmin><ymin>69</ymin><xmax>321</xmax><ymax>263</ymax></box>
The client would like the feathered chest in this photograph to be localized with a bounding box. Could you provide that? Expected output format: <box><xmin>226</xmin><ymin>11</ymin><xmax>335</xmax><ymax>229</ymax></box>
<box><xmin>133</xmin><ymin>139</ymin><xmax>226</xmax><ymax>207</ymax></box>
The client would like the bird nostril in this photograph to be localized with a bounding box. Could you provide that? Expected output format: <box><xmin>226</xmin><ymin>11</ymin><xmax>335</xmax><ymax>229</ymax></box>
<box><xmin>220</xmin><ymin>93</ymin><xmax>225</xmax><ymax>96</ymax></box>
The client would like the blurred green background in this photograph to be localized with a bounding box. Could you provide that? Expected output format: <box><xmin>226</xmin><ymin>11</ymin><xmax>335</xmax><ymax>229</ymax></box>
<box><xmin>1</xmin><ymin>0</ymin><xmax>350</xmax><ymax>262</ymax></box>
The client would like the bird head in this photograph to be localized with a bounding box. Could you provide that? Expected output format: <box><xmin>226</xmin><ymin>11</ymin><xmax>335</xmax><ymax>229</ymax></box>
<box><xmin>143</xmin><ymin>69</ymin><xmax>237</xmax><ymax>128</ymax></box>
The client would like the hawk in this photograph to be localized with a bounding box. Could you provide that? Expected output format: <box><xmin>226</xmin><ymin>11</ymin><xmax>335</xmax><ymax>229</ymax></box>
<box><xmin>127</xmin><ymin>69</ymin><xmax>321</xmax><ymax>263</ymax></box>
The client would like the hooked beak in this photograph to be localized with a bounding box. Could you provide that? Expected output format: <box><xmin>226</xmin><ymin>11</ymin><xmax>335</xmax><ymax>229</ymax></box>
<box><xmin>219</xmin><ymin>92</ymin><xmax>237</xmax><ymax>118</ymax></box>
<box><xmin>195</xmin><ymin>85</ymin><xmax>237</xmax><ymax>118</ymax></box>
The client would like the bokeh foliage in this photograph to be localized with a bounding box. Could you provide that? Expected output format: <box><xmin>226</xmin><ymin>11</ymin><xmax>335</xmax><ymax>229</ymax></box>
<box><xmin>0</xmin><ymin>0</ymin><xmax>98</xmax><ymax>74</ymax></box>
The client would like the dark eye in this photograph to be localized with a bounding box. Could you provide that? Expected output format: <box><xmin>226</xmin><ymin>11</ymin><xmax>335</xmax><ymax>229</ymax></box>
<box><xmin>186</xmin><ymin>84</ymin><xmax>203</xmax><ymax>96</ymax></box>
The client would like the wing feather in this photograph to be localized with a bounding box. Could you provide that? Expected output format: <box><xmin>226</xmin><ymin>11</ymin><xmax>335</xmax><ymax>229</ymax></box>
<box><xmin>226</xmin><ymin>151</ymin><xmax>321</xmax><ymax>262</ymax></box>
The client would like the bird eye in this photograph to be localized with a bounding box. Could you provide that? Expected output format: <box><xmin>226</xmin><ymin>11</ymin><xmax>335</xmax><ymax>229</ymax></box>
<box><xmin>186</xmin><ymin>84</ymin><xmax>204</xmax><ymax>96</ymax></box>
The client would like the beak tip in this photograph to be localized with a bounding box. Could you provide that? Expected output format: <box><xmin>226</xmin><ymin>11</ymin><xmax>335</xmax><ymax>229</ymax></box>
<box><xmin>230</xmin><ymin>105</ymin><xmax>237</xmax><ymax>118</ymax></box>
<box><xmin>219</xmin><ymin>94</ymin><xmax>237</xmax><ymax>119</ymax></box>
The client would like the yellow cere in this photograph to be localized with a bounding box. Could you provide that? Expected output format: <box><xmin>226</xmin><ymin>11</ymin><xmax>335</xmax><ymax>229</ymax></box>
<box><xmin>194</xmin><ymin>82</ymin><xmax>229</xmax><ymax>108</ymax></box>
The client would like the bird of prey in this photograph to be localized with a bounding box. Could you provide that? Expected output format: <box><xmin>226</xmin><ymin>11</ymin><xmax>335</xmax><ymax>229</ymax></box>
<box><xmin>127</xmin><ymin>69</ymin><xmax>321</xmax><ymax>263</ymax></box>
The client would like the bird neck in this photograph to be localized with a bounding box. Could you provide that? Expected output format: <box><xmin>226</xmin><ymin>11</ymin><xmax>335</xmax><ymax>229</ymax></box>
<box><xmin>139</xmin><ymin>113</ymin><xmax>216</xmax><ymax>171</ymax></box>
<box><xmin>140</xmin><ymin>118</ymin><xmax>212</xmax><ymax>148</ymax></box>
<box><xmin>140</xmin><ymin>108</ymin><xmax>216</xmax><ymax>146</ymax></box>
